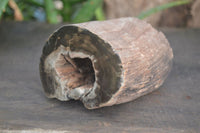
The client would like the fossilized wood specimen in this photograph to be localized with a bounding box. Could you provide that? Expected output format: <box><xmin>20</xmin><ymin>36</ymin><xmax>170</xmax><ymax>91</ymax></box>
<box><xmin>40</xmin><ymin>17</ymin><xmax>173</xmax><ymax>109</ymax></box>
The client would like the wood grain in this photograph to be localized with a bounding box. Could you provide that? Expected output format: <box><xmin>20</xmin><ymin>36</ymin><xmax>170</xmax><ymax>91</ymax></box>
<box><xmin>40</xmin><ymin>18</ymin><xmax>173</xmax><ymax>109</ymax></box>
<box><xmin>0</xmin><ymin>22</ymin><xmax>199</xmax><ymax>132</ymax></box>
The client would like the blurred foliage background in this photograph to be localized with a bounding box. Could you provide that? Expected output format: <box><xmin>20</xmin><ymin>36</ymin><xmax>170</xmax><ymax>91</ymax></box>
<box><xmin>0</xmin><ymin>0</ymin><xmax>194</xmax><ymax>25</ymax></box>
<box><xmin>0</xmin><ymin>0</ymin><xmax>105</xmax><ymax>24</ymax></box>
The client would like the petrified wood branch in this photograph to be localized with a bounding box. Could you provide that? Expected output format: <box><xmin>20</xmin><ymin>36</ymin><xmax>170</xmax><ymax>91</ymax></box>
<box><xmin>40</xmin><ymin>17</ymin><xmax>173</xmax><ymax>109</ymax></box>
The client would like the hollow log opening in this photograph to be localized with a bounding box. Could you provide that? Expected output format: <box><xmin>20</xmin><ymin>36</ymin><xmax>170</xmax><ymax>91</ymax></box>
<box><xmin>55</xmin><ymin>53</ymin><xmax>95</xmax><ymax>91</ymax></box>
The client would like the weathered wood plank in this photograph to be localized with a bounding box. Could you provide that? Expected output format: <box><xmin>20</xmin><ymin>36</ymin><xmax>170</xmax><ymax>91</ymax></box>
<box><xmin>0</xmin><ymin>22</ymin><xmax>199</xmax><ymax>132</ymax></box>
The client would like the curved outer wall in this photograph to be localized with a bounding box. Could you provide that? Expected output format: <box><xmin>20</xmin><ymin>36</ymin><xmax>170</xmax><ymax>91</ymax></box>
<box><xmin>75</xmin><ymin>17</ymin><xmax>173</xmax><ymax>108</ymax></box>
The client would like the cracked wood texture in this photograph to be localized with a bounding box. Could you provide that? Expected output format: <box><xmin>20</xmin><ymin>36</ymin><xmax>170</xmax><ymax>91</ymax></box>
<box><xmin>40</xmin><ymin>18</ymin><xmax>173</xmax><ymax>109</ymax></box>
<box><xmin>0</xmin><ymin>22</ymin><xmax>199</xmax><ymax>133</ymax></box>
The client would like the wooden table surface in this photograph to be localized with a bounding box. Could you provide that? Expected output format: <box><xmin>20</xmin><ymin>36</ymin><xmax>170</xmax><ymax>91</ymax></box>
<box><xmin>0</xmin><ymin>22</ymin><xmax>199</xmax><ymax>133</ymax></box>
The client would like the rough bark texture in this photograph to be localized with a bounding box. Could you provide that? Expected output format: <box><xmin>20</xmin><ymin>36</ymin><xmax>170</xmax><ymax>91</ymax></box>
<box><xmin>40</xmin><ymin>17</ymin><xmax>173</xmax><ymax>109</ymax></box>
<box><xmin>158</xmin><ymin>3</ymin><xmax>192</xmax><ymax>27</ymax></box>
<box><xmin>104</xmin><ymin>0</ymin><xmax>171</xmax><ymax>27</ymax></box>
<box><xmin>189</xmin><ymin>0</ymin><xmax>200</xmax><ymax>27</ymax></box>
<box><xmin>104</xmin><ymin>0</ymin><xmax>199</xmax><ymax>28</ymax></box>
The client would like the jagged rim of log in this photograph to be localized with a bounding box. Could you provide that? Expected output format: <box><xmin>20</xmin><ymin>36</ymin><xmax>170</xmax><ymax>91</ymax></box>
<box><xmin>40</xmin><ymin>25</ymin><xmax>123</xmax><ymax>109</ymax></box>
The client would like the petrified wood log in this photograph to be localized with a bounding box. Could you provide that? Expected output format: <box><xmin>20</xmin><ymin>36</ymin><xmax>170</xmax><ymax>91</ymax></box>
<box><xmin>40</xmin><ymin>17</ymin><xmax>173</xmax><ymax>109</ymax></box>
